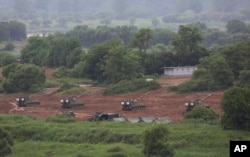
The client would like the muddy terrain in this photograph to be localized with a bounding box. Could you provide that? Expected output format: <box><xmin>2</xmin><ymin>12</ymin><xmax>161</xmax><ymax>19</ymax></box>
<box><xmin>0</xmin><ymin>74</ymin><xmax>223</xmax><ymax>123</ymax></box>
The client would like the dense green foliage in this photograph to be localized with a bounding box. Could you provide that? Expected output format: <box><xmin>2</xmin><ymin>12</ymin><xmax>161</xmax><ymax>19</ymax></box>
<box><xmin>171</xmin><ymin>25</ymin><xmax>208</xmax><ymax>66</ymax></box>
<box><xmin>130</xmin><ymin>28</ymin><xmax>153</xmax><ymax>53</ymax></box>
<box><xmin>103</xmin><ymin>79</ymin><xmax>161</xmax><ymax>95</ymax></box>
<box><xmin>21</xmin><ymin>36</ymin><xmax>83</xmax><ymax>68</ymax></box>
<box><xmin>0</xmin><ymin>53</ymin><xmax>15</xmax><ymax>67</ymax></box>
<box><xmin>0</xmin><ymin>21</ymin><xmax>26</xmax><ymax>41</ymax></box>
<box><xmin>184</xmin><ymin>106</ymin><xmax>218</xmax><ymax>121</ymax></box>
<box><xmin>143</xmin><ymin>125</ymin><xmax>174</xmax><ymax>157</ymax></box>
<box><xmin>0</xmin><ymin>128</ymin><xmax>13</xmax><ymax>157</ymax></box>
<box><xmin>1</xmin><ymin>114</ymin><xmax>250</xmax><ymax>157</ymax></box>
<box><xmin>171</xmin><ymin>41</ymin><xmax>250</xmax><ymax>92</ymax></box>
<box><xmin>3</xmin><ymin>42</ymin><xmax>15</xmax><ymax>51</ymax></box>
<box><xmin>220</xmin><ymin>87</ymin><xmax>250</xmax><ymax>130</ymax></box>
<box><xmin>1</xmin><ymin>63</ymin><xmax>46</xmax><ymax>93</ymax></box>
<box><xmin>72</xmin><ymin>40</ymin><xmax>145</xmax><ymax>83</ymax></box>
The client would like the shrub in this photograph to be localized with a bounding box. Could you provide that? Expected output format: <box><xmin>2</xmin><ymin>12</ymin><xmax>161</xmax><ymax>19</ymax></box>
<box><xmin>1</xmin><ymin>63</ymin><xmax>46</xmax><ymax>93</ymax></box>
<box><xmin>184</xmin><ymin>106</ymin><xmax>218</xmax><ymax>121</ymax></box>
<box><xmin>143</xmin><ymin>124</ymin><xmax>174</xmax><ymax>157</ymax></box>
<box><xmin>46</xmin><ymin>115</ymin><xmax>76</xmax><ymax>123</ymax></box>
<box><xmin>3</xmin><ymin>42</ymin><xmax>15</xmax><ymax>51</ymax></box>
<box><xmin>0</xmin><ymin>53</ymin><xmax>15</xmax><ymax>66</ymax></box>
<box><xmin>53</xmin><ymin>66</ymin><xmax>71</xmax><ymax>78</ymax></box>
<box><xmin>169</xmin><ymin>79</ymin><xmax>215</xmax><ymax>93</ymax></box>
<box><xmin>220</xmin><ymin>87</ymin><xmax>250</xmax><ymax>130</ymax></box>
<box><xmin>0</xmin><ymin>128</ymin><xmax>14</xmax><ymax>157</ymax></box>
<box><xmin>103</xmin><ymin>79</ymin><xmax>160</xmax><ymax>95</ymax></box>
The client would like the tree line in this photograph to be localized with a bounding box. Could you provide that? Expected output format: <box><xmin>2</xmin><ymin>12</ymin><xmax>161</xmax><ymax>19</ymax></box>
<box><xmin>20</xmin><ymin>25</ymin><xmax>210</xmax><ymax>81</ymax></box>
<box><xmin>0</xmin><ymin>21</ymin><xmax>26</xmax><ymax>41</ymax></box>
<box><xmin>62</xmin><ymin>20</ymin><xmax>250</xmax><ymax>49</ymax></box>
<box><xmin>1</xmin><ymin>20</ymin><xmax>250</xmax><ymax>93</ymax></box>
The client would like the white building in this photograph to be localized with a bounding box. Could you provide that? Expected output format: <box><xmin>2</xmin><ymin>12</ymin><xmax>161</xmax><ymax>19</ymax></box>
<box><xmin>163</xmin><ymin>66</ymin><xmax>197</xmax><ymax>77</ymax></box>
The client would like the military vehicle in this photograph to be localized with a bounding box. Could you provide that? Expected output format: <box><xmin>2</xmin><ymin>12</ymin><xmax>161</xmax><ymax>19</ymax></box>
<box><xmin>88</xmin><ymin>112</ymin><xmax>122</xmax><ymax>121</ymax></box>
<box><xmin>60</xmin><ymin>97</ymin><xmax>84</xmax><ymax>108</ymax></box>
<box><xmin>185</xmin><ymin>94</ymin><xmax>212</xmax><ymax>112</ymax></box>
<box><xmin>16</xmin><ymin>95</ymin><xmax>40</xmax><ymax>107</ymax></box>
<box><xmin>121</xmin><ymin>99</ymin><xmax>145</xmax><ymax>111</ymax></box>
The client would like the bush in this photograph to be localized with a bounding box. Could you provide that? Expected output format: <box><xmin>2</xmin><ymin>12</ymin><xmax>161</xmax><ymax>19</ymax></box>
<box><xmin>103</xmin><ymin>79</ymin><xmax>161</xmax><ymax>95</ymax></box>
<box><xmin>0</xmin><ymin>128</ymin><xmax>14</xmax><ymax>157</ymax></box>
<box><xmin>0</xmin><ymin>53</ymin><xmax>15</xmax><ymax>66</ymax></box>
<box><xmin>184</xmin><ymin>106</ymin><xmax>218</xmax><ymax>121</ymax></box>
<box><xmin>220</xmin><ymin>87</ymin><xmax>250</xmax><ymax>130</ymax></box>
<box><xmin>169</xmin><ymin>79</ymin><xmax>215</xmax><ymax>93</ymax></box>
<box><xmin>53</xmin><ymin>66</ymin><xmax>70</xmax><ymax>78</ymax></box>
<box><xmin>46</xmin><ymin>115</ymin><xmax>76</xmax><ymax>123</ymax></box>
<box><xmin>3</xmin><ymin>42</ymin><xmax>15</xmax><ymax>51</ymax></box>
<box><xmin>1</xmin><ymin>63</ymin><xmax>46</xmax><ymax>93</ymax></box>
<box><xmin>143</xmin><ymin>124</ymin><xmax>174</xmax><ymax>157</ymax></box>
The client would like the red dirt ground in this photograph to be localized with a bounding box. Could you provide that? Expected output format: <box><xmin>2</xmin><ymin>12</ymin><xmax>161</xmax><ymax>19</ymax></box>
<box><xmin>0</xmin><ymin>69</ymin><xmax>224</xmax><ymax>123</ymax></box>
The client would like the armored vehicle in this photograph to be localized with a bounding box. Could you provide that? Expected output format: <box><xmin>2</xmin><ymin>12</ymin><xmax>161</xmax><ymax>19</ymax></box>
<box><xmin>60</xmin><ymin>97</ymin><xmax>84</xmax><ymax>108</ymax></box>
<box><xmin>16</xmin><ymin>95</ymin><xmax>40</xmax><ymax>107</ymax></box>
<box><xmin>185</xmin><ymin>99</ymin><xmax>201</xmax><ymax>112</ymax></box>
<box><xmin>185</xmin><ymin>94</ymin><xmax>212</xmax><ymax>112</ymax></box>
<box><xmin>89</xmin><ymin>112</ymin><xmax>122</xmax><ymax>121</ymax></box>
<box><xmin>121</xmin><ymin>99</ymin><xmax>145</xmax><ymax>111</ymax></box>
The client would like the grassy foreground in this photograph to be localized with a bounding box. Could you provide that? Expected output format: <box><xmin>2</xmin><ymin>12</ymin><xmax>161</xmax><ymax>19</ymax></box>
<box><xmin>1</xmin><ymin>114</ymin><xmax>250</xmax><ymax>157</ymax></box>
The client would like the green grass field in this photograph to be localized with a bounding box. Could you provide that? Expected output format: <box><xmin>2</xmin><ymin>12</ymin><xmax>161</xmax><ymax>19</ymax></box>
<box><xmin>1</xmin><ymin>114</ymin><xmax>250</xmax><ymax>157</ymax></box>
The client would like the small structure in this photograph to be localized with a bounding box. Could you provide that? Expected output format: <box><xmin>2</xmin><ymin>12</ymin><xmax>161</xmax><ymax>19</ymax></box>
<box><xmin>163</xmin><ymin>66</ymin><xmax>197</xmax><ymax>77</ymax></box>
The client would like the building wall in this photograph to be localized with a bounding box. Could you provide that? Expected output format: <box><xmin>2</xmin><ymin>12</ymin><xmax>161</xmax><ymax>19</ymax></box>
<box><xmin>163</xmin><ymin>66</ymin><xmax>197</xmax><ymax>76</ymax></box>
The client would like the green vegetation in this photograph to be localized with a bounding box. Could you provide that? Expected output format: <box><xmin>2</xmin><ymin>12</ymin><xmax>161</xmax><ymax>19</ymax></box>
<box><xmin>0</xmin><ymin>1</ymin><xmax>250</xmax><ymax>156</ymax></box>
<box><xmin>103</xmin><ymin>79</ymin><xmax>161</xmax><ymax>95</ymax></box>
<box><xmin>0</xmin><ymin>21</ymin><xmax>26</xmax><ymax>42</ymax></box>
<box><xmin>184</xmin><ymin>106</ymin><xmax>218</xmax><ymax>121</ymax></box>
<box><xmin>0</xmin><ymin>128</ymin><xmax>13</xmax><ymax>157</ymax></box>
<box><xmin>1</xmin><ymin>63</ymin><xmax>46</xmax><ymax>93</ymax></box>
<box><xmin>171</xmin><ymin>41</ymin><xmax>250</xmax><ymax>93</ymax></box>
<box><xmin>143</xmin><ymin>125</ymin><xmax>174</xmax><ymax>157</ymax></box>
<box><xmin>1</xmin><ymin>114</ymin><xmax>250</xmax><ymax>157</ymax></box>
<box><xmin>220</xmin><ymin>87</ymin><xmax>250</xmax><ymax>130</ymax></box>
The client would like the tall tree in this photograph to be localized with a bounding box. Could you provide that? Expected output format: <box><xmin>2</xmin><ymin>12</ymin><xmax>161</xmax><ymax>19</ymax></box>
<box><xmin>21</xmin><ymin>36</ymin><xmax>50</xmax><ymax>66</ymax></box>
<box><xmin>130</xmin><ymin>28</ymin><xmax>153</xmax><ymax>53</ymax></box>
<box><xmin>171</xmin><ymin>25</ymin><xmax>207</xmax><ymax>66</ymax></box>
<box><xmin>81</xmin><ymin>40</ymin><xmax>119</xmax><ymax>82</ymax></box>
<box><xmin>0</xmin><ymin>22</ymin><xmax>9</xmax><ymax>41</ymax></box>
<box><xmin>2</xmin><ymin>63</ymin><xmax>46</xmax><ymax>93</ymax></box>
<box><xmin>220</xmin><ymin>41</ymin><xmax>250</xmax><ymax>79</ymax></box>
<box><xmin>115</xmin><ymin>25</ymin><xmax>137</xmax><ymax>45</ymax></box>
<box><xmin>226</xmin><ymin>19</ymin><xmax>248</xmax><ymax>34</ymax></box>
<box><xmin>102</xmin><ymin>46</ymin><xmax>143</xmax><ymax>83</ymax></box>
<box><xmin>8</xmin><ymin>21</ymin><xmax>26</xmax><ymax>41</ymax></box>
